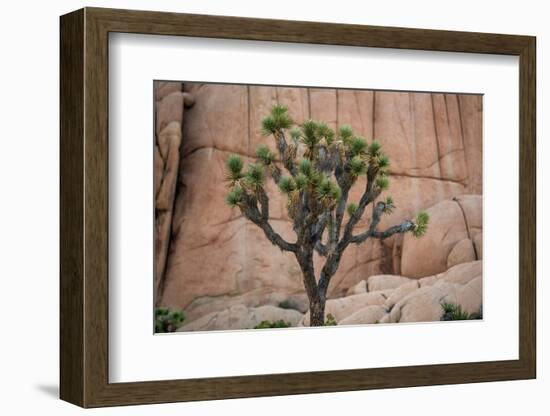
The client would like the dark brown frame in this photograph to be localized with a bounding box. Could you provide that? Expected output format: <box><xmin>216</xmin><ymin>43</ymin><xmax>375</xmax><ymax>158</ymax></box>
<box><xmin>60</xmin><ymin>7</ymin><xmax>536</xmax><ymax>408</ymax></box>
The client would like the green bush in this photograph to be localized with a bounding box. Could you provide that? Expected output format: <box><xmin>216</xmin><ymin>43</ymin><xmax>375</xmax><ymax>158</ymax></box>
<box><xmin>441</xmin><ymin>302</ymin><xmax>481</xmax><ymax>321</ymax></box>
<box><xmin>253</xmin><ymin>320</ymin><xmax>292</xmax><ymax>329</ymax></box>
<box><xmin>324</xmin><ymin>313</ymin><xmax>337</xmax><ymax>326</ymax></box>
<box><xmin>155</xmin><ymin>307</ymin><xmax>186</xmax><ymax>333</ymax></box>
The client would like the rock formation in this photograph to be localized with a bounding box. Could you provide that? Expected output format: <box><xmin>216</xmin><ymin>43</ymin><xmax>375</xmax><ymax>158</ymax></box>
<box><xmin>153</xmin><ymin>82</ymin><xmax>483</xmax><ymax>329</ymax></box>
<box><xmin>154</xmin><ymin>82</ymin><xmax>194</xmax><ymax>303</ymax></box>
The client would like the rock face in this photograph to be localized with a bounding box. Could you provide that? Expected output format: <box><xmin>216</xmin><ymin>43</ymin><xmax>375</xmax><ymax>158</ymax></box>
<box><xmin>339</xmin><ymin>305</ymin><xmax>387</xmax><ymax>326</ymax></box>
<box><xmin>154</xmin><ymin>82</ymin><xmax>194</xmax><ymax>302</ymax></box>
<box><xmin>182</xmin><ymin>288</ymin><xmax>309</xmax><ymax>324</ymax></box>
<box><xmin>381</xmin><ymin>261</ymin><xmax>482</xmax><ymax>323</ymax></box>
<box><xmin>154</xmin><ymin>82</ymin><xmax>482</xmax><ymax>329</ymax></box>
<box><xmin>178</xmin><ymin>305</ymin><xmax>303</xmax><ymax>332</ymax></box>
<box><xmin>400</xmin><ymin>195</ymin><xmax>482</xmax><ymax>278</ymax></box>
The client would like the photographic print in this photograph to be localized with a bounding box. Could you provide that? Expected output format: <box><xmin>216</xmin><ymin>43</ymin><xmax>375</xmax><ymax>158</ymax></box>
<box><xmin>153</xmin><ymin>81</ymin><xmax>482</xmax><ymax>333</ymax></box>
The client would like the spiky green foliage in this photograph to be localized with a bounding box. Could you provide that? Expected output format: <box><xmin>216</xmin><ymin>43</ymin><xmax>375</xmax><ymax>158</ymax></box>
<box><xmin>375</xmin><ymin>174</ymin><xmax>390</xmax><ymax>190</ymax></box>
<box><xmin>301</xmin><ymin>119</ymin><xmax>320</xmax><ymax>148</ymax></box>
<box><xmin>261</xmin><ymin>104</ymin><xmax>292</xmax><ymax>135</ymax></box>
<box><xmin>413</xmin><ymin>211</ymin><xmax>429</xmax><ymax>237</ymax></box>
<box><xmin>155</xmin><ymin>307</ymin><xmax>186</xmax><ymax>333</ymax></box>
<box><xmin>324</xmin><ymin>314</ymin><xmax>338</xmax><ymax>326</ymax></box>
<box><xmin>441</xmin><ymin>303</ymin><xmax>479</xmax><ymax>321</ymax></box>
<box><xmin>377</xmin><ymin>153</ymin><xmax>390</xmax><ymax>170</ymax></box>
<box><xmin>290</xmin><ymin>127</ymin><xmax>302</xmax><ymax>141</ymax></box>
<box><xmin>253</xmin><ymin>320</ymin><xmax>292</xmax><ymax>329</ymax></box>
<box><xmin>256</xmin><ymin>145</ymin><xmax>275</xmax><ymax>165</ymax></box>
<box><xmin>368</xmin><ymin>140</ymin><xmax>382</xmax><ymax>157</ymax></box>
<box><xmin>349</xmin><ymin>155</ymin><xmax>367</xmax><ymax>177</ymax></box>
<box><xmin>383</xmin><ymin>196</ymin><xmax>395</xmax><ymax>214</ymax></box>
<box><xmin>339</xmin><ymin>124</ymin><xmax>354</xmax><ymax>143</ymax></box>
<box><xmin>278</xmin><ymin>176</ymin><xmax>296</xmax><ymax>194</ymax></box>
<box><xmin>225</xmin><ymin>186</ymin><xmax>244</xmax><ymax>207</ymax></box>
<box><xmin>244</xmin><ymin>163</ymin><xmax>265</xmax><ymax>189</ymax></box>
<box><xmin>261</xmin><ymin>116</ymin><xmax>277</xmax><ymax>136</ymax></box>
<box><xmin>226</xmin><ymin>154</ymin><xmax>244</xmax><ymax>183</ymax></box>
<box><xmin>316</xmin><ymin>176</ymin><xmax>341</xmax><ymax>203</ymax></box>
<box><xmin>298</xmin><ymin>158</ymin><xmax>313</xmax><ymax>177</ymax></box>
<box><xmin>350</xmin><ymin>136</ymin><xmax>368</xmax><ymax>156</ymax></box>
<box><xmin>347</xmin><ymin>202</ymin><xmax>358</xmax><ymax>217</ymax></box>
<box><xmin>295</xmin><ymin>172</ymin><xmax>308</xmax><ymax>190</ymax></box>
<box><xmin>316</xmin><ymin>122</ymin><xmax>335</xmax><ymax>145</ymax></box>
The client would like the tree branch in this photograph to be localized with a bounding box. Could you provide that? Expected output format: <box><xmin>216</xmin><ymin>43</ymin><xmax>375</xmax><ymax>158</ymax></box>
<box><xmin>314</xmin><ymin>241</ymin><xmax>329</xmax><ymax>257</ymax></box>
<box><xmin>338</xmin><ymin>171</ymin><xmax>380</xmax><ymax>250</ymax></box>
<box><xmin>351</xmin><ymin>220</ymin><xmax>415</xmax><ymax>244</ymax></box>
<box><xmin>267</xmin><ymin>164</ymin><xmax>281</xmax><ymax>185</ymax></box>
<box><xmin>334</xmin><ymin>184</ymin><xmax>350</xmax><ymax>240</ymax></box>
<box><xmin>274</xmin><ymin>130</ymin><xmax>297</xmax><ymax>176</ymax></box>
<box><xmin>348</xmin><ymin>201</ymin><xmax>415</xmax><ymax>244</ymax></box>
<box><xmin>239</xmin><ymin>191</ymin><xmax>298</xmax><ymax>252</ymax></box>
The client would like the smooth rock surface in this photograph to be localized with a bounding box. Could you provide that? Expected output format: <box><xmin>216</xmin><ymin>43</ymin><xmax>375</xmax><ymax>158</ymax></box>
<box><xmin>179</xmin><ymin>305</ymin><xmax>303</xmax><ymax>332</ymax></box>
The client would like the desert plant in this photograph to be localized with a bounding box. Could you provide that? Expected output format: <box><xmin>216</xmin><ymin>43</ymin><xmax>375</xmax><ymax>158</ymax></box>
<box><xmin>324</xmin><ymin>313</ymin><xmax>338</xmax><ymax>326</ymax></box>
<box><xmin>155</xmin><ymin>307</ymin><xmax>186</xmax><ymax>333</ymax></box>
<box><xmin>253</xmin><ymin>320</ymin><xmax>292</xmax><ymax>329</ymax></box>
<box><xmin>441</xmin><ymin>302</ymin><xmax>480</xmax><ymax>321</ymax></box>
<box><xmin>225</xmin><ymin>105</ymin><xmax>429</xmax><ymax>326</ymax></box>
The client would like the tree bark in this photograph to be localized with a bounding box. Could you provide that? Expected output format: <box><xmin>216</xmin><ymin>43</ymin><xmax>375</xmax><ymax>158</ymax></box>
<box><xmin>309</xmin><ymin>296</ymin><xmax>325</xmax><ymax>327</ymax></box>
<box><xmin>295</xmin><ymin>248</ymin><xmax>326</xmax><ymax>327</ymax></box>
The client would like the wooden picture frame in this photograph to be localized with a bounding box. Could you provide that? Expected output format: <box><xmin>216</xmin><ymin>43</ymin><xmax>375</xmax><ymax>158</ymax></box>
<box><xmin>60</xmin><ymin>7</ymin><xmax>536</xmax><ymax>408</ymax></box>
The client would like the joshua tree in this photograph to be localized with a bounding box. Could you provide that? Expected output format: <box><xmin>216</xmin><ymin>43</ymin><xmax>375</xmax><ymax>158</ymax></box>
<box><xmin>225</xmin><ymin>105</ymin><xmax>429</xmax><ymax>326</ymax></box>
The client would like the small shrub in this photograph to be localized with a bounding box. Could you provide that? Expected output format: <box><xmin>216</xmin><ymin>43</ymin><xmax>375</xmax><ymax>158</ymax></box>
<box><xmin>324</xmin><ymin>313</ymin><xmax>338</xmax><ymax>326</ymax></box>
<box><xmin>155</xmin><ymin>307</ymin><xmax>186</xmax><ymax>333</ymax></box>
<box><xmin>253</xmin><ymin>320</ymin><xmax>292</xmax><ymax>329</ymax></box>
<box><xmin>441</xmin><ymin>302</ymin><xmax>480</xmax><ymax>321</ymax></box>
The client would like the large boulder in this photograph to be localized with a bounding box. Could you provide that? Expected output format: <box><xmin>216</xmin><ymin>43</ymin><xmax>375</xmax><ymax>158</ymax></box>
<box><xmin>346</xmin><ymin>280</ymin><xmax>367</xmax><ymax>296</ymax></box>
<box><xmin>367</xmin><ymin>275</ymin><xmax>414</xmax><ymax>292</ymax></box>
<box><xmin>178</xmin><ymin>305</ymin><xmax>303</xmax><ymax>332</ymax></box>
<box><xmin>384</xmin><ymin>280</ymin><xmax>420</xmax><ymax>309</ymax></box>
<box><xmin>339</xmin><ymin>305</ymin><xmax>387</xmax><ymax>326</ymax></box>
<box><xmin>182</xmin><ymin>289</ymin><xmax>309</xmax><ymax>324</ymax></box>
<box><xmin>383</xmin><ymin>261</ymin><xmax>482</xmax><ymax>323</ymax></box>
<box><xmin>400</xmin><ymin>195</ymin><xmax>482</xmax><ymax>278</ymax></box>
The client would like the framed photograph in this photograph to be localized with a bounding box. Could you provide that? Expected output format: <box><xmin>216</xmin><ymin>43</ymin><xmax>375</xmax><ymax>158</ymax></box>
<box><xmin>60</xmin><ymin>7</ymin><xmax>536</xmax><ymax>407</ymax></box>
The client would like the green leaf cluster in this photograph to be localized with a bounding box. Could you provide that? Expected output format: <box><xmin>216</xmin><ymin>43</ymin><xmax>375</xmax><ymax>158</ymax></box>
<box><xmin>244</xmin><ymin>163</ymin><xmax>265</xmax><ymax>190</ymax></box>
<box><xmin>324</xmin><ymin>314</ymin><xmax>338</xmax><ymax>326</ymax></box>
<box><xmin>278</xmin><ymin>176</ymin><xmax>296</xmax><ymax>194</ymax></box>
<box><xmin>412</xmin><ymin>211</ymin><xmax>429</xmax><ymax>237</ymax></box>
<box><xmin>253</xmin><ymin>320</ymin><xmax>292</xmax><ymax>329</ymax></box>
<box><xmin>226</xmin><ymin>154</ymin><xmax>244</xmax><ymax>184</ymax></box>
<box><xmin>375</xmin><ymin>174</ymin><xmax>390</xmax><ymax>191</ymax></box>
<box><xmin>261</xmin><ymin>104</ymin><xmax>293</xmax><ymax>135</ymax></box>
<box><xmin>383</xmin><ymin>196</ymin><xmax>395</xmax><ymax>214</ymax></box>
<box><xmin>441</xmin><ymin>303</ymin><xmax>480</xmax><ymax>321</ymax></box>
<box><xmin>256</xmin><ymin>145</ymin><xmax>275</xmax><ymax>165</ymax></box>
<box><xmin>155</xmin><ymin>307</ymin><xmax>186</xmax><ymax>333</ymax></box>
<box><xmin>347</xmin><ymin>202</ymin><xmax>358</xmax><ymax>217</ymax></box>
<box><xmin>225</xmin><ymin>186</ymin><xmax>244</xmax><ymax>207</ymax></box>
<box><xmin>316</xmin><ymin>176</ymin><xmax>341</xmax><ymax>205</ymax></box>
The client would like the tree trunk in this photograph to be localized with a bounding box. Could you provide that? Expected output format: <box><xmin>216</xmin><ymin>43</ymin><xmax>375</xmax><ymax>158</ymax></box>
<box><xmin>309</xmin><ymin>296</ymin><xmax>326</xmax><ymax>326</ymax></box>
